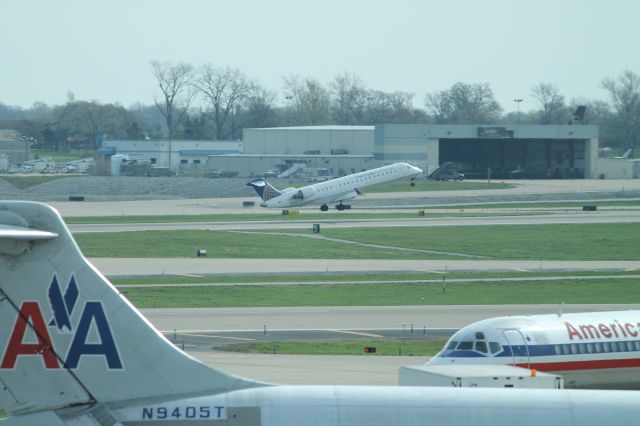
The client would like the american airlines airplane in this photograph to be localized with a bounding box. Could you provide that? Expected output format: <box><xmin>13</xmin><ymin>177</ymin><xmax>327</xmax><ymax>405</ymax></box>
<box><xmin>428</xmin><ymin>310</ymin><xmax>640</xmax><ymax>389</ymax></box>
<box><xmin>1</xmin><ymin>201</ymin><xmax>640</xmax><ymax>425</ymax></box>
<box><xmin>247</xmin><ymin>162</ymin><xmax>423</xmax><ymax>211</ymax></box>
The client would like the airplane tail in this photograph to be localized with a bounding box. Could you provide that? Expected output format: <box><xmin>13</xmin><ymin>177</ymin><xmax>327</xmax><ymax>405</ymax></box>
<box><xmin>568</xmin><ymin>105</ymin><xmax>586</xmax><ymax>124</ymax></box>
<box><xmin>246</xmin><ymin>177</ymin><xmax>282</xmax><ymax>201</ymax></box>
<box><xmin>0</xmin><ymin>201</ymin><xmax>266</xmax><ymax>419</ymax></box>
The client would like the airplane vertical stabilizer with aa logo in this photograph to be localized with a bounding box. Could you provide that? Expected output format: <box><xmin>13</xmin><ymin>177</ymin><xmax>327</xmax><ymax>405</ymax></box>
<box><xmin>0</xmin><ymin>201</ymin><xmax>267</xmax><ymax>418</ymax></box>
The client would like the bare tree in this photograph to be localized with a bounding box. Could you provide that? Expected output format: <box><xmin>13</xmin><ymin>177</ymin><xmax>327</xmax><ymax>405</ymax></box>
<box><xmin>242</xmin><ymin>85</ymin><xmax>278</xmax><ymax>129</ymax></box>
<box><xmin>426</xmin><ymin>82</ymin><xmax>502</xmax><ymax>124</ymax></box>
<box><xmin>531</xmin><ymin>83</ymin><xmax>568</xmax><ymax>124</ymax></box>
<box><xmin>193</xmin><ymin>65</ymin><xmax>254</xmax><ymax>140</ymax></box>
<box><xmin>151</xmin><ymin>61</ymin><xmax>195</xmax><ymax>139</ymax></box>
<box><xmin>283</xmin><ymin>75</ymin><xmax>331</xmax><ymax>125</ymax></box>
<box><xmin>601</xmin><ymin>70</ymin><xmax>640</xmax><ymax>151</ymax></box>
<box><xmin>329</xmin><ymin>72</ymin><xmax>368</xmax><ymax>125</ymax></box>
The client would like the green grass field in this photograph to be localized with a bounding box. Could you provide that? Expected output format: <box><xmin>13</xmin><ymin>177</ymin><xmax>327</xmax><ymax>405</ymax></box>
<box><xmin>366</xmin><ymin>180</ymin><xmax>514</xmax><ymax>192</ymax></box>
<box><xmin>67</xmin><ymin>211</ymin><xmax>545</xmax><ymax>224</ymax></box>
<box><xmin>75</xmin><ymin>223</ymin><xmax>640</xmax><ymax>260</ymax></box>
<box><xmin>215</xmin><ymin>339</ymin><xmax>446</xmax><ymax>356</ymax></box>
<box><xmin>65</xmin><ymin>211</ymin><xmax>476</xmax><ymax>224</ymax></box>
<box><xmin>320</xmin><ymin>223</ymin><xmax>640</xmax><ymax>260</ymax></box>
<box><xmin>426</xmin><ymin>200</ymin><xmax>640</xmax><ymax>209</ymax></box>
<box><xmin>112</xmin><ymin>270</ymin><xmax>637</xmax><ymax>286</ymax></box>
<box><xmin>120</xmin><ymin>279</ymin><xmax>640</xmax><ymax>308</ymax></box>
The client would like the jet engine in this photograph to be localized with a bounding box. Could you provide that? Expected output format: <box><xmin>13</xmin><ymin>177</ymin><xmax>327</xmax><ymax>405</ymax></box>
<box><xmin>292</xmin><ymin>186</ymin><xmax>317</xmax><ymax>200</ymax></box>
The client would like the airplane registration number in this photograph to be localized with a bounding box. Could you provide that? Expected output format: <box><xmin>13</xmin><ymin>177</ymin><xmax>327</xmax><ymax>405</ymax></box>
<box><xmin>141</xmin><ymin>405</ymin><xmax>226</xmax><ymax>420</ymax></box>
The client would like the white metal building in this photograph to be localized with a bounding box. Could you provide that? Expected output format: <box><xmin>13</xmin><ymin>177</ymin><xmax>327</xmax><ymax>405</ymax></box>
<box><xmin>207</xmin><ymin>126</ymin><xmax>375</xmax><ymax>178</ymax></box>
<box><xmin>0</xmin><ymin>129</ymin><xmax>29</xmax><ymax>167</ymax></box>
<box><xmin>243</xmin><ymin>126</ymin><xmax>374</xmax><ymax>155</ymax></box>
<box><xmin>99</xmin><ymin>140</ymin><xmax>242</xmax><ymax>171</ymax></box>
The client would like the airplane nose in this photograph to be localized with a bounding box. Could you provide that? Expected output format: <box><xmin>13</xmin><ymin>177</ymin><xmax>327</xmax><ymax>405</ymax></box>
<box><xmin>260</xmin><ymin>202</ymin><xmax>267</xmax><ymax>207</ymax></box>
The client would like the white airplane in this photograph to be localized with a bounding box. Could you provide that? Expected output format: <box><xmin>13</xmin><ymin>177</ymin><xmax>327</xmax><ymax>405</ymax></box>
<box><xmin>247</xmin><ymin>162</ymin><xmax>423</xmax><ymax>211</ymax></box>
<box><xmin>2</xmin><ymin>201</ymin><xmax>640</xmax><ymax>425</ymax></box>
<box><xmin>428</xmin><ymin>310</ymin><xmax>640</xmax><ymax>389</ymax></box>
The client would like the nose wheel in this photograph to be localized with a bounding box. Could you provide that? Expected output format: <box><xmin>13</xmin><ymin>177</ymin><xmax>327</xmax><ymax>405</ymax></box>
<box><xmin>410</xmin><ymin>178</ymin><xmax>416</xmax><ymax>187</ymax></box>
<box><xmin>320</xmin><ymin>204</ymin><xmax>329</xmax><ymax>211</ymax></box>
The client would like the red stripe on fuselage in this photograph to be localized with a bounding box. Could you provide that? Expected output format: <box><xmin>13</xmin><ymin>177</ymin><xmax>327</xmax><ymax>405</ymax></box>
<box><xmin>517</xmin><ymin>357</ymin><xmax>640</xmax><ymax>371</ymax></box>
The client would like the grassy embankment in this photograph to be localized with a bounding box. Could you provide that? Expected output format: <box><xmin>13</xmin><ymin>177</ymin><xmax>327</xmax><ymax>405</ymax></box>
<box><xmin>75</xmin><ymin>223</ymin><xmax>640</xmax><ymax>261</ymax></box>
<box><xmin>70</xmin><ymin>223</ymin><xmax>640</xmax><ymax>308</ymax></box>
<box><xmin>215</xmin><ymin>340</ymin><xmax>446</xmax><ymax>356</ymax></box>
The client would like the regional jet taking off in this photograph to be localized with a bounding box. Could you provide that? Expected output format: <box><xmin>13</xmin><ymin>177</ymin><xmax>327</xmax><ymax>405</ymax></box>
<box><xmin>2</xmin><ymin>201</ymin><xmax>640</xmax><ymax>425</ymax></box>
<box><xmin>247</xmin><ymin>162</ymin><xmax>423</xmax><ymax>211</ymax></box>
<box><xmin>429</xmin><ymin>310</ymin><xmax>640</xmax><ymax>389</ymax></box>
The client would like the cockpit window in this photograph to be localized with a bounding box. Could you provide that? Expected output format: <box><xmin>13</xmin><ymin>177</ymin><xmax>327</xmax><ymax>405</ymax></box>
<box><xmin>475</xmin><ymin>332</ymin><xmax>485</xmax><ymax>340</ymax></box>
<box><xmin>489</xmin><ymin>342</ymin><xmax>501</xmax><ymax>354</ymax></box>
<box><xmin>458</xmin><ymin>341</ymin><xmax>473</xmax><ymax>350</ymax></box>
<box><xmin>446</xmin><ymin>341</ymin><xmax>458</xmax><ymax>350</ymax></box>
<box><xmin>475</xmin><ymin>341</ymin><xmax>488</xmax><ymax>353</ymax></box>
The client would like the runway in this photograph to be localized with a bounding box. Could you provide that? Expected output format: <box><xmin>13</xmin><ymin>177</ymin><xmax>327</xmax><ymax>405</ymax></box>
<box><xmin>151</xmin><ymin>303</ymin><xmax>640</xmax><ymax>385</ymax></box>
<box><xmin>49</xmin><ymin>179</ymin><xmax>640</xmax><ymax>217</ymax></box>
<box><xmin>69</xmin><ymin>209</ymin><xmax>640</xmax><ymax>233</ymax></box>
<box><xmin>189</xmin><ymin>352</ymin><xmax>419</xmax><ymax>385</ymax></box>
<box><xmin>50</xmin><ymin>181</ymin><xmax>640</xmax><ymax>385</ymax></box>
<box><xmin>95</xmin><ymin>257</ymin><xmax>640</xmax><ymax>277</ymax></box>
<box><xmin>143</xmin><ymin>304</ymin><xmax>640</xmax><ymax>332</ymax></box>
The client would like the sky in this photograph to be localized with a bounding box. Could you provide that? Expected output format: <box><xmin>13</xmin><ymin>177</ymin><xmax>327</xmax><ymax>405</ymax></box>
<box><xmin>2</xmin><ymin>0</ymin><xmax>639</xmax><ymax>113</ymax></box>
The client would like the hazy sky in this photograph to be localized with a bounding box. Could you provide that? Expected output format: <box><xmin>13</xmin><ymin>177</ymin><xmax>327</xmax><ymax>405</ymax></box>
<box><xmin>2</xmin><ymin>0</ymin><xmax>639</xmax><ymax>113</ymax></box>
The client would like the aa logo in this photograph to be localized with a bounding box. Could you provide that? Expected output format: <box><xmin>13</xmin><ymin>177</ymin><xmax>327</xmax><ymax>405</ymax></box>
<box><xmin>1</xmin><ymin>275</ymin><xmax>123</xmax><ymax>370</ymax></box>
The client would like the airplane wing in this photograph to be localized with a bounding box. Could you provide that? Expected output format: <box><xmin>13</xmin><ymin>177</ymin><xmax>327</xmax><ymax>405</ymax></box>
<box><xmin>323</xmin><ymin>189</ymin><xmax>360</xmax><ymax>204</ymax></box>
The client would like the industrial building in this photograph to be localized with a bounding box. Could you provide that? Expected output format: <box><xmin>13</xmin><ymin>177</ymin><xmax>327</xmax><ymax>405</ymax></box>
<box><xmin>207</xmin><ymin>123</ymin><xmax>604</xmax><ymax>179</ymax></box>
<box><xmin>207</xmin><ymin>126</ymin><xmax>374</xmax><ymax>178</ymax></box>
<box><xmin>0</xmin><ymin>130</ymin><xmax>29</xmax><ymax>170</ymax></box>
<box><xmin>99</xmin><ymin>140</ymin><xmax>242</xmax><ymax>172</ymax></box>
<box><xmin>93</xmin><ymin>123</ymin><xmax>632</xmax><ymax>180</ymax></box>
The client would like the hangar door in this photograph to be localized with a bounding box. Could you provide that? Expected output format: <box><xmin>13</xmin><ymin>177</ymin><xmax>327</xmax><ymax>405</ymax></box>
<box><xmin>439</xmin><ymin>138</ymin><xmax>586</xmax><ymax>179</ymax></box>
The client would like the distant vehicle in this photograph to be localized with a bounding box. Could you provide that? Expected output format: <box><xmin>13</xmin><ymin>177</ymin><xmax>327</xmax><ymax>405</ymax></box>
<box><xmin>436</xmin><ymin>170</ymin><xmax>464</xmax><ymax>181</ymax></box>
<box><xmin>206</xmin><ymin>169</ymin><xmax>239</xmax><ymax>178</ymax></box>
<box><xmin>263</xmin><ymin>169</ymin><xmax>280</xmax><ymax>177</ymax></box>
<box><xmin>247</xmin><ymin>162</ymin><xmax>423</xmax><ymax>211</ymax></box>
<box><xmin>428</xmin><ymin>162</ymin><xmax>464</xmax><ymax>181</ymax></box>
<box><xmin>3</xmin><ymin>201</ymin><xmax>640</xmax><ymax>426</ymax></box>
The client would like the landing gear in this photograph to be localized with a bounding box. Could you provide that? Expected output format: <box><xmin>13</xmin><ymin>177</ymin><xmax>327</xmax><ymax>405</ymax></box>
<box><xmin>410</xmin><ymin>178</ymin><xmax>416</xmax><ymax>187</ymax></box>
<box><xmin>336</xmin><ymin>203</ymin><xmax>351</xmax><ymax>211</ymax></box>
<box><xmin>320</xmin><ymin>204</ymin><xmax>329</xmax><ymax>212</ymax></box>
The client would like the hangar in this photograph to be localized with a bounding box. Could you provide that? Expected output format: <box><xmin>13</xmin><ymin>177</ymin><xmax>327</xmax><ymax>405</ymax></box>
<box><xmin>205</xmin><ymin>123</ymin><xmax>601</xmax><ymax>179</ymax></box>
<box><xmin>375</xmin><ymin>124</ymin><xmax>599</xmax><ymax>179</ymax></box>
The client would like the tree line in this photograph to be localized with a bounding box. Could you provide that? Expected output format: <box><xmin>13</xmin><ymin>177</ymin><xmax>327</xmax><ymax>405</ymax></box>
<box><xmin>0</xmin><ymin>64</ymin><xmax>638</xmax><ymax>153</ymax></box>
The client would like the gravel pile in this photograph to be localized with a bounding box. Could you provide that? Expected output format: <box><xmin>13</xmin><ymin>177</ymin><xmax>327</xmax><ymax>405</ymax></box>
<box><xmin>0</xmin><ymin>176</ymin><xmax>258</xmax><ymax>201</ymax></box>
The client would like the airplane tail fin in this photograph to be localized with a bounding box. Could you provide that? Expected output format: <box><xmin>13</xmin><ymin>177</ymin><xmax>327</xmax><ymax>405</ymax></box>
<box><xmin>246</xmin><ymin>177</ymin><xmax>282</xmax><ymax>201</ymax></box>
<box><xmin>0</xmin><ymin>201</ymin><xmax>265</xmax><ymax>418</ymax></box>
<box><xmin>568</xmin><ymin>105</ymin><xmax>586</xmax><ymax>124</ymax></box>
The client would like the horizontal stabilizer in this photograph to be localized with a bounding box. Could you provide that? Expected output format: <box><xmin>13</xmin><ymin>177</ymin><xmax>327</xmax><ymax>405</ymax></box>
<box><xmin>0</xmin><ymin>225</ymin><xmax>58</xmax><ymax>241</ymax></box>
<box><xmin>0</xmin><ymin>223</ymin><xmax>58</xmax><ymax>256</ymax></box>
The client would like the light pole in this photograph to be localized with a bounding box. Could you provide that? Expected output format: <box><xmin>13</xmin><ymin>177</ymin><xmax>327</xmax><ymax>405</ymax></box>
<box><xmin>513</xmin><ymin>98</ymin><xmax>523</xmax><ymax>124</ymax></box>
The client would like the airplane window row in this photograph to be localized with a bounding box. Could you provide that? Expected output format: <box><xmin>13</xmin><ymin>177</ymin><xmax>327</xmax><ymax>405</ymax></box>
<box><xmin>555</xmin><ymin>340</ymin><xmax>640</xmax><ymax>355</ymax></box>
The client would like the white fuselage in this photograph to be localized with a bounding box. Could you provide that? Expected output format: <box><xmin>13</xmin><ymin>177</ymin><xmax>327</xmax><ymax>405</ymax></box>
<box><xmin>261</xmin><ymin>162</ymin><xmax>422</xmax><ymax>208</ymax></box>
<box><xmin>19</xmin><ymin>385</ymin><xmax>640</xmax><ymax>425</ymax></box>
<box><xmin>429</xmin><ymin>310</ymin><xmax>640</xmax><ymax>389</ymax></box>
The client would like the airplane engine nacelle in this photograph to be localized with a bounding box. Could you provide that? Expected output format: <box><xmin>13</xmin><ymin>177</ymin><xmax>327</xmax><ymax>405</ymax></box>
<box><xmin>292</xmin><ymin>186</ymin><xmax>317</xmax><ymax>200</ymax></box>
